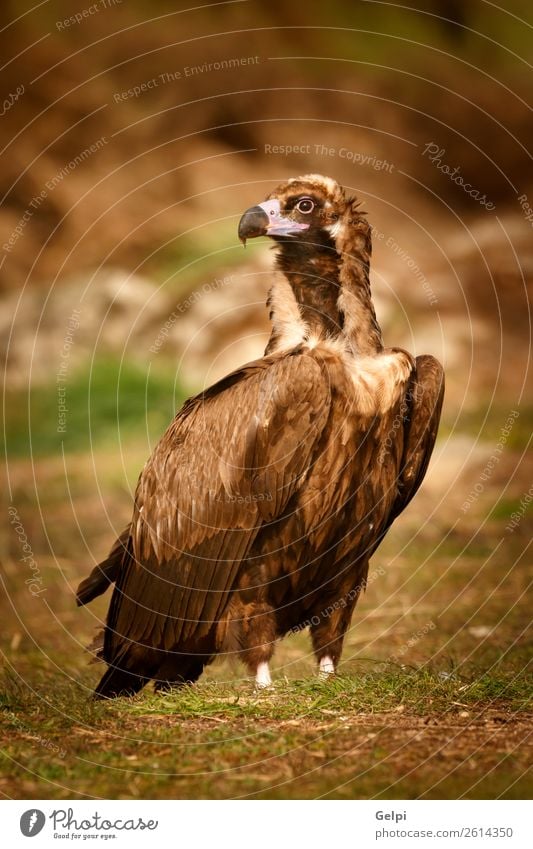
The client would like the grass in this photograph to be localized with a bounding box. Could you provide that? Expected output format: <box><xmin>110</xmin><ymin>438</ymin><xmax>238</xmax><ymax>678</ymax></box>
<box><xmin>0</xmin><ymin>656</ymin><xmax>531</xmax><ymax>800</ymax></box>
<box><xmin>115</xmin><ymin>667</ymin><xmax>533</xmax><ymax>720</ymax></box>
<box><xmin>439</xmin><ymin>404</ymin><xmax>533</xmax><ymax>451</ymax></box>
<box><xmin>3</xmin><ymin>357</ymin><xmax>186</xmax><ymax>458</ymax></box>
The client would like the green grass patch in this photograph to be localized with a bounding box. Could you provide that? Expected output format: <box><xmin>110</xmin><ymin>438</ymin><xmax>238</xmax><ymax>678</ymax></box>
<box><xmin>489</xmin><ymin>497</ymin><xmax>531</xmax><ymax>523</ymax></box>
<box><xmin>3</xmin><ymin>358</ymin><xmax>186</xmax><ymax>458</ymax></box>
<box><xmin>442</xmin><ymin>405</ymin><xmax>533</xmax><ymax>451</ymax></box>
<box><xmin>2</xmin><ymin>659</ymin><xmax>530</xmax><ymax>730</ymax></box>
<box><xmin>120</xmin><ymin>664</ymin><xmax>533</xmax><ymax>721</ymax></box>
<box><xmin>1</xmin><ymin>658</ymin><xmax>531</xmax><ymax>800</ymax></box>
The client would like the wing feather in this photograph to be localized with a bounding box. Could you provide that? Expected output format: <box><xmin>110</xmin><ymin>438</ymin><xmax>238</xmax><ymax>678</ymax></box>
<box><xmin>103</xmin><ymin>352</ymin><xmax>331</xmax><ymax>661</ymax></box>
<box><xmin>390</xmin><ymin>354</ymin><xmax>444</xmax><ymax>521</ymax></box>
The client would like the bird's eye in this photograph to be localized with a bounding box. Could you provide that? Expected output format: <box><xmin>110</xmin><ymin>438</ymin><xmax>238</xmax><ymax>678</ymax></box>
<box><xmin>295</xmin><ymin>197</ymin><xmax>315</xmax><ymax>214</ymax></box>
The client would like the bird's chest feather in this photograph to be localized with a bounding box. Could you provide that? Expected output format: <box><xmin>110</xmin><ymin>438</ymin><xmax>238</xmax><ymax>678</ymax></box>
<box><xmin>292</xmin><ymin>344</ymin><xmax>414</xmax><ymax>546</ymax></box>
<box><xmin>307</xmin><ymin>339</ymin><xmax>413</xmax><ymax>417</ymax></box>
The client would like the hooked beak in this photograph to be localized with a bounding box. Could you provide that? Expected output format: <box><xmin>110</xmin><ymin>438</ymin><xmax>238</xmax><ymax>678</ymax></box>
<box><xmin>238</xmin><ymin>199</ymin><xmax>310</xmax><ymax>246</ymax></box>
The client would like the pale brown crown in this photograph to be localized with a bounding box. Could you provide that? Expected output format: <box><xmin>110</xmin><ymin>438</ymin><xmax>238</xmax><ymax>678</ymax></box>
<box><xmin>266</xmin><ymin>173</ymin><xmax>345</xmax><ymax>213</ymax></box>
<box><xmin>265</xmin><ymin>174</ymin><xmax>368</xmax><ymax>248</ymax></box>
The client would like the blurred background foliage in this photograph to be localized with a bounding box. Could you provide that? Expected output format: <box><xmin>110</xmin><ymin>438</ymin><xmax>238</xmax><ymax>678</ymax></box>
<box><xmin>0</xmin><ymin>0</ymin><xmax>530</xmax><ymax>524</ymax></box>
<box><xmin>0</xmin><ymin>2</ymin><xmax>531</xmax><ymax>442</ymax></box>
<box><xmin>1</xmin><ymin>0</ymin><xmax>532</xmax><ymax>292</ymax></box>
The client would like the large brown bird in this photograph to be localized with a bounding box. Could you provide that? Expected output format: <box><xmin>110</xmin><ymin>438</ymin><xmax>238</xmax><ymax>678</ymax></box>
<box><xmin>77</xmin><ymin>174</ymin><xmax>444</xmax><ymax>698</ymax></box>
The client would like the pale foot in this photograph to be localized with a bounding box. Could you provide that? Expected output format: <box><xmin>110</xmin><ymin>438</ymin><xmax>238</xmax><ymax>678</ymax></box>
<box><xmin>255</xmin><ymin>661</ymin><xmax>273</xmax><ymax>689</ymax></box>
<box><xmin>319</xmin><ymin>655</ymin><xmax>335</xmax><ymax>677</ymax></box>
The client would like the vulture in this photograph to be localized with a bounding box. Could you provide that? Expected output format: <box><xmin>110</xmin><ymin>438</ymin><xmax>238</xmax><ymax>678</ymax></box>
<box><xmin>77</xmin><ymin>174</ymin><xmax>444</xmax><ymax>698</ymax></box>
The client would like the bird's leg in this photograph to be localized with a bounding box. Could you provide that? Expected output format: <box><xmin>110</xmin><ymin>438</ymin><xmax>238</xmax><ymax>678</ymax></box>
<box><xmin>220</xmin><ymin>594</ymin><xmax>277</xmax><ymax>688</ymax></box>
<box><xmin>255</xmin><ymin>661</ymin><xmax>273</xmax><ymax>689</ymax></box>
<box><xmin>318</xmin><ymin>656</ymin><xmax>336</xmax><ymax>677</ymax></box>
<box><xmin>243</xmin><ymin>606</ymin><xmax>276</xmax><ymax>689</ymax></box>
<box><xmin>310</xmin><ymin>591</ymin><xmax>360</xmax><ymax>678</ymax></box>
<box><xmin>311</xmin><ymin>621</ymin><xmax>345</xmax><ymax>678</ymax></box>
<box><xmin>309</xmin><ymin>563</ymin><xmax>368</xmax><ymax>678</ymax></box>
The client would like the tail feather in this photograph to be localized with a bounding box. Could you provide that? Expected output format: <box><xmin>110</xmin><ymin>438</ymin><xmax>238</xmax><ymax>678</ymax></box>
<box><xmin>95</xmin><ymin>649</ymin><xmax>209</xmax><ymax>699</ymax></box>
<box><xmin>77</xmin><ymin>528</ymin><xmax>131</xmax><ymax>606</ymax></box>
<box><xmin>84</xmin><ymin>528</ymin><xmax>211</xmax><ymax>699</ymax></box>
<box><xmin>93</xmin><ymin>642</ymin><xmax>158</xmax><ymax>699</ymax></box>
<box><xmin>94</xmin><ymin>639</ymin><xmax>165</xmax><ymax>699</ymax></box>
<box><xmin>93</xmin><ymin>661</ymin><xmax>149</xmax><ymax>700</ymax></box>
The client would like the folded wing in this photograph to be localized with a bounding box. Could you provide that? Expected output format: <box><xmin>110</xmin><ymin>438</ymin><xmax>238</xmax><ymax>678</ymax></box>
<box><xmin>101</xmin><ymin>351</ymin><xmax>332</xmax><ymax>662</ymax></box>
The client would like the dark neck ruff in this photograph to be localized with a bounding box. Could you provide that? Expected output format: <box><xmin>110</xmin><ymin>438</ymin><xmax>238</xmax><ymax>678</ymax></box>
<box><xmin>265</xmin><ymin>215</ymin><xmax>383</xmax><ymax>356</ymax></box>
<box><xmin>275</xmin><ymin>237</ymin><xmax>343</xmax><ymax>340</ymax></box>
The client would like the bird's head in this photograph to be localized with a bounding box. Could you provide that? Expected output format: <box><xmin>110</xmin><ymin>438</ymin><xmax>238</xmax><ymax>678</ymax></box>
<box><xmin>238</xmin><ymin>174</ymin><xmax>360</xmax><ymax>253</ymax></box>
<box><xmin>238</xmin><ymin>174</ymin><xmax>379</xmax><ymax>354</ymax></box>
